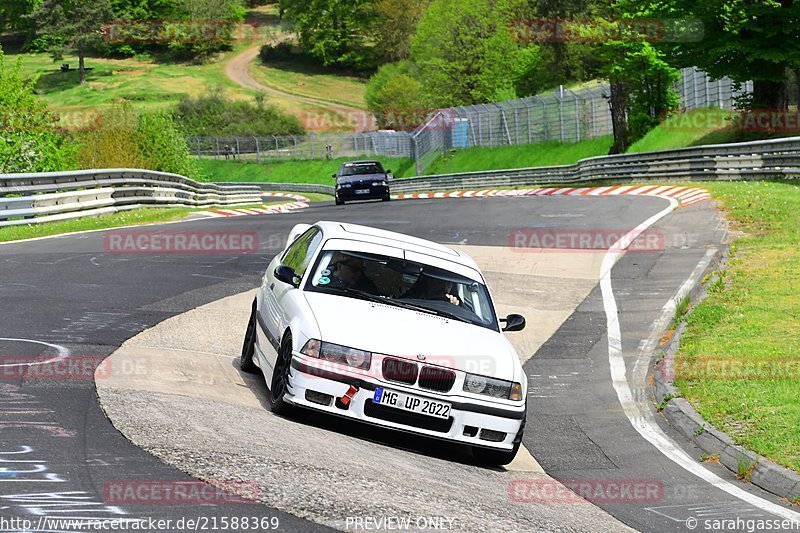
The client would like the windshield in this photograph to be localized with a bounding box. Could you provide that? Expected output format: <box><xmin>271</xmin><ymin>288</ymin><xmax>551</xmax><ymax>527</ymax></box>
<box><xmin>305</xmin><ymin>250</ymin><xmax>498</xmax><ymax>331</ymax></box>
<box><xmin>340</xmin><ymin>163</ymin><xmax>384</xmax><ymax>176</ymax></box>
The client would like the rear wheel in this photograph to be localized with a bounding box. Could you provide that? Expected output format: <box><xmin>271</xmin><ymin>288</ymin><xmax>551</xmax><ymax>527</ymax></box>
<box><xmin>269</xmin><ymin>335</ymin><xmax>294</xmax><ymax>415</ymax></box>
<box><xmin>239</xmin><ymin>301</ymin><xmax>259</xmax><ymax>373</ymax></box>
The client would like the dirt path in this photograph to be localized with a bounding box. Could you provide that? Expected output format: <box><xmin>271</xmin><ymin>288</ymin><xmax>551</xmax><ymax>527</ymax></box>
<box><xmin>225</xmin><ymin>46</ymin><xmax>372</xmax><ymax>132</ymax></box>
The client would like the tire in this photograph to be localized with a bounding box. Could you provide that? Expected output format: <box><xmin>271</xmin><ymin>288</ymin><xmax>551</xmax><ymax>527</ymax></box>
<box><xmin>240</xmin><ymin>301</ymin><xmax>259</xmax><ymax>373</ymax></box>
<box><xmin>472</xmin><ymin>415</ymin><xmax>525</xmax><ymax>466</ymax></box>
<box><xmin>335</xmin><ymin>196</ymin><xmax>344</xmax><ymax>206</ymax></box>
<box><xmin>269</xmin><ymin>334</ymin><xmax>294</xmax><ymax>415</ymax></box>
<box><xmin>382</xmin><ymin>193</ymin><xmax>391</xmax><ymax>202</ymax></box>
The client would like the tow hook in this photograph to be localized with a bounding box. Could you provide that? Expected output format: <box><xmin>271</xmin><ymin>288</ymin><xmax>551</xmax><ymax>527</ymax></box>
<box><xmin>335</xmin><ymin>384</ymin><xmax>359</xmax><ymax>410</ymax></box>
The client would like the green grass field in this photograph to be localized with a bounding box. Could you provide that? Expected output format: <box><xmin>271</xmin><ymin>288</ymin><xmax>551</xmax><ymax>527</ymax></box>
<box><xmin>0</xmin><ymin>5</ymin><xmax>365</xmax><ymax>131</ymax></box>
<box><xmin>197</xmin><ymin>156</ymin><xmax>416</xmax><ymax>183</ymax></box>
<box><xmin>423</xmin><ymin>136</ymin><xmax>613</xmax><ymax>175</ymax></box>
<box><xmin>250</xmin><ymin>58</ymin><xmax>368</xmax><ymax>110</ymax></box>
<box><xmin>675</xmin><ymin>181</ymin><xmax>800</xmax><ymax>473</ymax></box>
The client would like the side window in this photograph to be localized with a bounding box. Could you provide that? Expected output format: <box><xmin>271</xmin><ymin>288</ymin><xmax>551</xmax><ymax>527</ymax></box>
<box><xmin>281</xmin><ymin>229</ymin><xmax>322</xmax><ymax>277</ymax></box>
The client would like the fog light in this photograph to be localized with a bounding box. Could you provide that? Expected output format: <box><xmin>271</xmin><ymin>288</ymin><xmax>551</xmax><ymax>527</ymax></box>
<box><xmin>305</xmin><ymin>390</ymin><xmax>333</xmax><ymax>406</ymax></box>
<box><xmin>479</xmin><ymin>429</ymin><xmax>506</xmax><ymax>442</ymax></box>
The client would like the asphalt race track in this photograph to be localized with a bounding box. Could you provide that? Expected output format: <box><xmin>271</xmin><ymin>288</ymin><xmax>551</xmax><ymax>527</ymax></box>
<box><xmin>1</xmin><ymin>194</ymin><xmax>799</xmax><ymax>532</ymax></box>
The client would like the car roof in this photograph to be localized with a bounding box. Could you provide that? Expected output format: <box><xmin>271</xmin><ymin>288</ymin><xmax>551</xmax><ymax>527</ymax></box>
<box><xmin>341</xmin><ymin>160</ymin><xmax>381</xmax><ymax>166</ymax></box>
<box><xmin>313</xmin><ymin>221</ymin><xmax>480</xmax><ymax>270</ymax></box>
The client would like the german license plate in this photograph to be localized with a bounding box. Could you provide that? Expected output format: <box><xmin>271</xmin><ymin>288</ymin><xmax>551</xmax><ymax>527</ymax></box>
<box><xmin>354</xmin><ymin>189</ymin><xmax>370</xmax><ymax>194</ymax></box>
<box><xmin>373</xmin><ymin>387</ymin><xmax>451</xmax><ymax>419</ymax></box>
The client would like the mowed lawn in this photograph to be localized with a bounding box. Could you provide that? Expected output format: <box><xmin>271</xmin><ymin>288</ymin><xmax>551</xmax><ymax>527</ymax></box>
<box><xmin>197</xmin><ymin>156</ymin><xmax>416</xmax><ymax>183</ymax></box>
<box><xmin>675</xmin><ymin>181</ymin><xmax>800</xmax><ymax>475</ymax></box>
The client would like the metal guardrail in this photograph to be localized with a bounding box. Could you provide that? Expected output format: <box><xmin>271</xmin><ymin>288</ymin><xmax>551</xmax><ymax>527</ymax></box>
<box><xmin>230</xmin><ymin>182</ymin><xmax>335</xmax><ymax>195</ymax></box>
<box><xmin>0</xmin><ymin>169</ymin><xmax>262</xmax><ymax>227</ymax></box>
<box><xmin>389</xmin><ymin>136</ymin><xmax>800</xmax><ymax>193</ymax></box>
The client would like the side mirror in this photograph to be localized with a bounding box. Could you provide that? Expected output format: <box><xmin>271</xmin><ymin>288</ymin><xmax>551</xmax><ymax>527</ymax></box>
<box><xmin>385</xmin><ymin>169</ymin><xmax>392</xmax><ymax>174</ymax></box>
<box><xmin>501</xmin><ymin>313</ymin><xmax>526</xmax><ymax>332</ymax></box>
<box><xmin>331</xmin><ymin>173</ymin><xmax>338</xmax><ymax>179</ymax></box>
<box><xmin>274</xmin><ymin>265</ymin><xmax>300</xmax><ymax>287</ymax></box>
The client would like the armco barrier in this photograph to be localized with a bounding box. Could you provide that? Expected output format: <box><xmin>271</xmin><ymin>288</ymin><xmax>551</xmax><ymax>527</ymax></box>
<box><xmin>0</xmin><ymin>169</ymin><xmax>261</xmax><ymax>227</ymax></box>
<box><xmin>388</xmin><ymin>136</ymin><xmax>800</xmax><ymax>194</ymax></box>
<box><xmin>229</xmin><ymin>182</ymin><xmax>335</xmax><ymax>195</ymax></box>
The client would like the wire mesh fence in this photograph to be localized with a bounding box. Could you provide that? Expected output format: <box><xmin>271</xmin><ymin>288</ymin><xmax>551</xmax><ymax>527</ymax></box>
<box><xmin>189</xmin><ymin>131</ymin><xmax>414</xmax><ymax>162</ymax></box>
<box><xmin>193</xmin><ymin>67</ymin><xmax>752</xmax><ymax>176</ymax></box>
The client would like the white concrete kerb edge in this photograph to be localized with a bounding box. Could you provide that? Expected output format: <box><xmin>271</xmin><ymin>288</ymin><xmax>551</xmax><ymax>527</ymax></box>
<box><xmin>599</xmin><ymin>197</ymin><xmax>800</xmax><ymax>522</ymax></box>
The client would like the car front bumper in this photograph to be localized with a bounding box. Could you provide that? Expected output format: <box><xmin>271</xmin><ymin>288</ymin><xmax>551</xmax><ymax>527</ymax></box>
<box><xmin>285</xmin><ymin>354</ymin><xmax>526</xmax><ymax>451</ymax></box>
<box><xmin>336</xmin><ymin>185</ymin><xmax>389</xmax><ymax>201</ymax></box>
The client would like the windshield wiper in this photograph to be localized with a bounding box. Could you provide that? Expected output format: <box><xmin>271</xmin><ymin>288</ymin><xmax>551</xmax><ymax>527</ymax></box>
<box><xmin>320</xmin><ymin>286</ymin><xmax>471</xmax><ymax>324</ymax></box>
<box><xmin>385</xmin><ymin>298</ymin><xmax>471</xmax><ymax>324</ymax></box>
<box><xmin>320</xmin><ymin>286</ymin><xmax>388</xmax><ymax>305</ymax></box>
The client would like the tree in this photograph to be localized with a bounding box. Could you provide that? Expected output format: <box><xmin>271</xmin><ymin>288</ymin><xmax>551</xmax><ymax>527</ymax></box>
<box><xmin>601</xmin><ymin>42</ymin><xmax>679</xmax><ymax>153</ymax></box>
<box><xmin>31</xmin><ymin>0</ymin><xmax>113</xmax><ymax>84</ymax></box>
<box><xmin>630</xmin><ymin>0</ymin><xmax>800</xmax><ymax>110</ymax></box>
<box><xmin>283</xmin><ymin>0</ymin><xmax>372</xmax><ymax>67</ymax></box>
<box><xmin>0</xmin><ymin>46</ymin><xmax>76</xmax><ymax>173</ymax></box>
<box><xmin>365</xmin><ymin>61</ymin><xmax>427</xmax><ymax>129</ymax></box>
<box><xmin>0</xmin><ymin>0</ymin><xmax>40</xmax><ymax>32</ymax></box>
<box><xmin>411</xmin><ymin>0</ymin><xmax>518</xmax><ymax>107</ymax></box>
<box><xmin>367</xmin><ymin>0</ymin><xmax>431</xmax><ymax>63</ymax></box>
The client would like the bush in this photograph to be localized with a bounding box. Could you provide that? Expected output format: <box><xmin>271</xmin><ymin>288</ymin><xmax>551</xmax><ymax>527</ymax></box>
<box><xmin>173</xmin><ymin>91</ymin><xmax>305</xmax><ymax>136</ymax></box>
<box><xmin>365</xmin><ymin>61</ymin><xmax>428</xmax><ymax>130</ymax></box>
<box><xmin>0</xmin><ymin>46</ymin><xmax>77</xmax><ymax>173</ymax></box>
<box><xmin>259</xmin><ymin>41</ymin><xmax>295</xmax><ymax>63</ymax></box>
<box><xmin>76</xmin><ymin>104</ymin><xmax>199</xmax><ymax>179</ymax></box>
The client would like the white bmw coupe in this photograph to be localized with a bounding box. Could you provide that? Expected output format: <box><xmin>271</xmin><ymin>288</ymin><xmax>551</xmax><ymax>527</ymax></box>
<box><xmin>241</xmin><ymin>221</ymin><xmax>528</xmax><ymax>465</ymax></box>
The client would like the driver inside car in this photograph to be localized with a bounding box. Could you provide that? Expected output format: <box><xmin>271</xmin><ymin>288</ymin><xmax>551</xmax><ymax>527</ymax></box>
<box><xmin>402</xmin><ymin>275</ymin><xmax>461</xmax><ymax>306</ymax></box>
<box><xmin>328</xmin><ymin>252</ymin><xmax>379</xmax><ymax>293</ymax></box>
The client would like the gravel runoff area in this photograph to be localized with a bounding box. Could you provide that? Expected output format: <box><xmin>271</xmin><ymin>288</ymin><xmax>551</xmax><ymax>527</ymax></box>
<box><xmin>96</xmin><ymin>245</ymin><xmax>632</xmax><ymax>532</ymax></box>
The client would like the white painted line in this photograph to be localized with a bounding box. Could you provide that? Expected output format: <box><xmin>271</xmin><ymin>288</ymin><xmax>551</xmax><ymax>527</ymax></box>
<box><xmin>599</xmin><ymin>202</ymin><xmax>800</xmax><ymax>523</ymax></box>
<box><xmin>631</xmin><ymin>248</ymin><xmax>718</xmax><ymax>381</ymax></box>
<box><xmin>0</xmin><ymin>338</ymin><xmax>69</xmax><ymax>367</ymax></box>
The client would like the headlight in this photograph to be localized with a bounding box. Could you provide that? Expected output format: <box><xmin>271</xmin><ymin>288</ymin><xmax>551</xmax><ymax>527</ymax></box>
<box><xmin>463</xmin><ymin>373</ymin><xmax>522</xmax><ymax>400</ymax></box>
<box><xmin>300</xmin><ymin>339</ymin><xmax>371</xmax><ymax>370</ymax></box>
<box><xmin>339</xmin><ymin>183</ymin><xmax>352</xmax><ymax>188</ymax></box>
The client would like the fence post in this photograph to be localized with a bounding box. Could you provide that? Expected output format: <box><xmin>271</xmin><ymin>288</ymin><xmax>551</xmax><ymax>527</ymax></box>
<box><xmin>197</xmin><ymin>138</ymin><xmax>201</xmax><ymax>160</ymax></box>
<box><xmin>590</xmin><ymin>96</ymin><xmax>597</xmax><ymax>137</ymax></box>
<box><xmin>543</xmin><ymin>101</ymin><xmax>549</xmax><ymax>141</ymax></box>
<box><xmin>215</xmin><ymin>138</ymin><xmax>220</xmax><ymax>160</ymax></box>
<box><xmin>254</xmin><ymin>137</ymin><xmax>260</xmax><ymax>163</ymax></box>
<box><xmin>235</xmin><ymin>138</ymin><xmax>240</xmax><ymax>160</ymax></box>
<box><xmin>574</xmin><ymin>93</ymin><xmax>581</xmax><ymax>142</ymax></box>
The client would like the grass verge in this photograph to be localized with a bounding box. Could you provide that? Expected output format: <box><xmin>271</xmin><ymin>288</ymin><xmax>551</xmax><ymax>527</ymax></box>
<box><xmin>196</xmin><ymin>156</ymin><xmax>416</xmax><ymax>183</ymax></box>
<box><xmin>0</xmin><ymin>193</ymin><xmax>331</xmax><ymax>243</ymax></box>
<box><xmin>0</xmin><ymin>207</ymin><xmax>195</xmax><ymax>242</ymax></box>
<box><xmin>422</xmin><ymin>136</ymin><xmax>613</xmax><ymax>175</ymax></box>
<box><xmin>674</xmin><ymin>180</ymin><xmax>800</xmax><ymax>474</ymax></box>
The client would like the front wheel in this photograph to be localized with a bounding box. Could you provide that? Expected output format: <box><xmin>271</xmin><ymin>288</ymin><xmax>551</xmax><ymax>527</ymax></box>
<box><xmin>335</xmin><ymin>196</ymin><xmax>344</xmax><ymax>206</ymax></box>
<box><xmin>382</xmin><ymin>193</ymin><xmax>391</xmax><ymax>202</ymax></box>
<box><xmin>269</xmin><ymin>335</ymin><xmax>294</xmax><ymax>415</ymax></box>
<box><xmin>239</xmin><ymin>301</ymin><xmax>259</xmax><ymax>373</ymax></box>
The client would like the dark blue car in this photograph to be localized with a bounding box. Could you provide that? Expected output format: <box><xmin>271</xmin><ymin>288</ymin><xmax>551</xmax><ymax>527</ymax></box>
<box><xmin>333</xmin><ymin>161</ymin><xmax>391</xmax><ymax>205</ymax></box>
